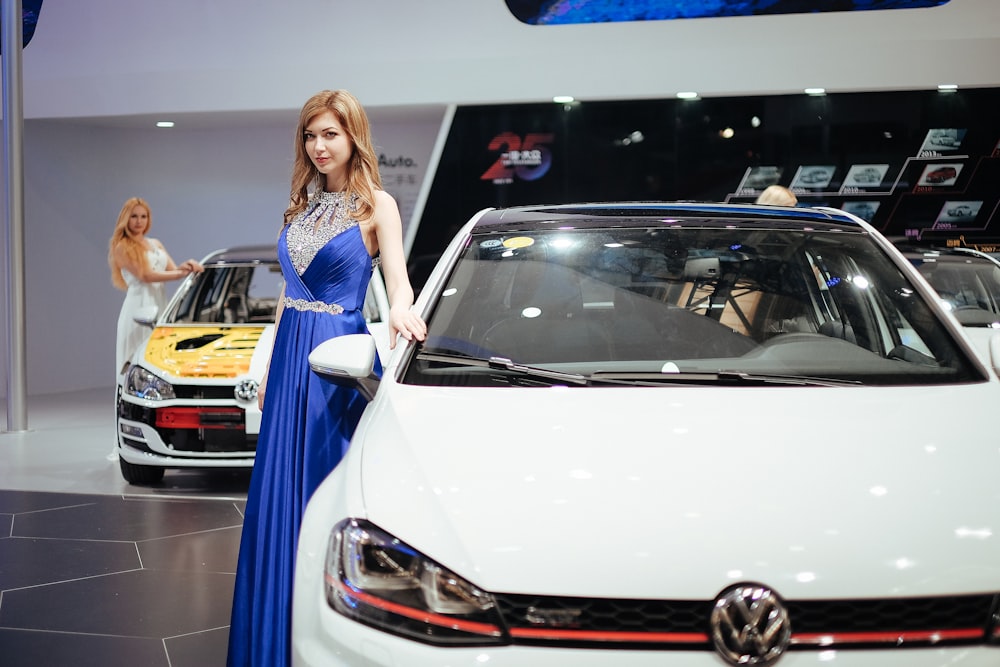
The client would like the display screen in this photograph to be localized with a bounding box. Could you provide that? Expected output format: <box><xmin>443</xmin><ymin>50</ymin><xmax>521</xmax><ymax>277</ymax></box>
<box><xmin>505</xmin><ymin>0</ymin><xmax>950</xmax><ymax>25</ymax></box>
<box><xmin>0</xmin><ymin>0</ymin><xmax>43</xmax><ymax>50</ymax></box>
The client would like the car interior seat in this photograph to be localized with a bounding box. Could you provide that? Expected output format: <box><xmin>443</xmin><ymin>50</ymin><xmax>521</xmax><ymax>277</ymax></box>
<box><xmin>224</xmin><ymin>294</ymin><xmax>249</xmax><ymax>323</ymax></box>
<box><xmin>481</xmin><ymin>259</ymin><xmax>613</xmax><ymax>363</ymax></box>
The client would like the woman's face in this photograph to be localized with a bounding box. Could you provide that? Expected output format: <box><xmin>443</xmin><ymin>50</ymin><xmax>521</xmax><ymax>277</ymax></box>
<box><xmin>127</xmin><ymin>204</ymin><xmax>149</xmax><ymax>237</ymax></box>
<box><xmin>304</xmin><ymin>110</ymin><xmax>353</xmax><ymax>190</ymax></box>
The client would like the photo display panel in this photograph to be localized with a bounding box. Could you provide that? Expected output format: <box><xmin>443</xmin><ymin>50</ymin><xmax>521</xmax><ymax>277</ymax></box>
<box><xmin>411</xmin><ymin>88</ymin><xmax>1000</xmax><ymax>286</ymax></box>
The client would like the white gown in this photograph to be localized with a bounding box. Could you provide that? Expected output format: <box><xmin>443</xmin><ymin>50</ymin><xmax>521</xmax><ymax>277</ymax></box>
<box><xmin>115</xmin><ymin>242</ymin><xmax>168</xmax><ymax>373</ymax></box>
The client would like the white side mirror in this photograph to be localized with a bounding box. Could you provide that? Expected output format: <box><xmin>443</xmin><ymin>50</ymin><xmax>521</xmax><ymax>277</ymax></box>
<box><xmin>133</xmin><ymin>305</ymin><xmax>159</xmax><ymax>328</ymax></box>
<box><xmin>309</xmin><ymin>334</ymin><xmax>380</xmax><ymax>401</ymax></box>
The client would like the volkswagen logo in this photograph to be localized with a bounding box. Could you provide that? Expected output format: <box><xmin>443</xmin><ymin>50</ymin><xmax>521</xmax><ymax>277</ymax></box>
<box><xmin>710</xmin><ymin>583</ymin><xmax>791</xmax><ymax>666</ymax></box>
<box><xmin>234</xmin><ymin>379</ymin><xmax>259</xmax><ymax>402</ymax></box>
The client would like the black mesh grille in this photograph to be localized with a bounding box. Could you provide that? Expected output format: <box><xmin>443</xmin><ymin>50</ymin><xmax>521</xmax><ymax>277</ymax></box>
<box><xmin>493</xmin><ymin>592</ymin><xmax>997</xmax><ymax>649</ymax></box>
<box><xmin>786</xmin><ymin>594</ymin><xmax>995</xmax><ymax>633</ymax></box>
<box><xmin>173</xmin><ymin>385</ymin><xmax>238</xmax><ymax>399</ymax></box>
<box><xmin>495</xmin><ymin>594</ymin><xmax>710</xmax><ymax>635</ymax></box>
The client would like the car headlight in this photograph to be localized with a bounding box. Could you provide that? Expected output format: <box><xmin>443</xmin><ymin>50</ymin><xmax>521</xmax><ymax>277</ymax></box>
<box><xmin>125</xmin><ymin>365</ymin><xmax>176</xmax><ymax>400</ymax></box>
<box><xmin>326</xmin><ymin>519</ymin><xmax>507</xmax><ymax>646</ymax></box>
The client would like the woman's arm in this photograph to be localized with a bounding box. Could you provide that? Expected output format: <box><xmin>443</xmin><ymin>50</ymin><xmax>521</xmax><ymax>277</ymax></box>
<box><xmin>371</xmin><ymin>190</ymin><xmax>426</xmax><ymax>349</ymax></box>
<box><xmin>152</xmin><ymin>239</ymin><xmax>204</xmax><ymax>276</ymax></box>
<box><xmin>114</xmin><ymin>242</ymin><xmax>190</xmax><ymax>283</ymax></box>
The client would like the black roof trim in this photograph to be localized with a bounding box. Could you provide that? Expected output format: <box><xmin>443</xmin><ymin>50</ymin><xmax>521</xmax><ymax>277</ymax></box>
<box><xmin>471</xmin><ymin>201</ymin><xmax>862</xmax><ymax>232</ymax></box>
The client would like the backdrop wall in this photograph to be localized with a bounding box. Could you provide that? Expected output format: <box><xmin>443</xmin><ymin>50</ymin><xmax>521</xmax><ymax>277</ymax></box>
<box><xmin>19</xmin><ymin>0</ymin><xmax>1000</xmax><ymax>119</ymax></box>
<box><xmin>2</xmin><ymin>0</ymin><xmax>1000</xmax><ymax>399</ymax></box>
<box><xmin>0</xmin><ymin>114</ymin><xmax>443</xmax><ymax>398</ymax></box>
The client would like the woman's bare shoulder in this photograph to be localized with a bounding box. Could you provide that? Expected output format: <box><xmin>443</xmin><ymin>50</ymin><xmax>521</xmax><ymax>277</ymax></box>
<box><xmin>375</xmin><ymin>186</ymin><xmax>401</xmax><ymax>201</ymax></box>
<box><xmin>372</xmin><ymin>190</ymin><xmax>400</xmax><ymax>214</ymax></box>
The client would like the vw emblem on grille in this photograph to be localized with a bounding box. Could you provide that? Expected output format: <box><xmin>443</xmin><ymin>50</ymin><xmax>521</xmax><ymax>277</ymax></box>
<box><xmin>710</xmin><ymin>583</ymin><xmax>791</xmax><ymax>666</ymax></box>
<box><xmin>234</xmin><ymin>379</ymin><xmax>259</xmax><ymax>402</ymax></box>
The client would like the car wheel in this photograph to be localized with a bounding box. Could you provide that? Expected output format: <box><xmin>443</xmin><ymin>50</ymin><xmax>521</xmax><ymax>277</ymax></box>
<box><xmin>119</xmin><ymin>458</ymin><xmax>165</xmax><ymax>485</ymax></box>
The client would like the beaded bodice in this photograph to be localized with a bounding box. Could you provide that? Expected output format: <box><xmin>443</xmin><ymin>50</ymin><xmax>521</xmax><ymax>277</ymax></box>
<box><xmin>285</xmin><ymin>191</ymin><xmax>359</xmax><ymax>276</ymax></box>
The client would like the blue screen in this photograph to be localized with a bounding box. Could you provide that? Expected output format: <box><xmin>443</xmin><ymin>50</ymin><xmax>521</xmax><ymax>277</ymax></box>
<box><xmin>0</xmin><ymin>0</ymin><xmax>43</xmax><ymax>51</ymax></box>
<box><xmin>505</xmin><ymin>0</ymin><xmax>950</xmax><ymax>25</ymax></box>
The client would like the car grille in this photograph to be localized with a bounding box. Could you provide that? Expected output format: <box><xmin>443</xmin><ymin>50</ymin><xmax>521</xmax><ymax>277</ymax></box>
<box><xmin>118</xmin><ymin>400</ymin><xmax>256</xmax><ymax>453</ymax></box>
<box><xmin>172</xmin><ymin>385</ymin><xmax>239</xmax><ymax>399</ymax></box>
<box><xmin>493</xmin><ymin>592</ymin><xmax>999</xmax><ymax>649</ymax></box>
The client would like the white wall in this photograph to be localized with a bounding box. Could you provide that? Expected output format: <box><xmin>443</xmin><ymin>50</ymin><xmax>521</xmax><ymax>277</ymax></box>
<box><xmin>19</xmin><ymin>0</ymin><xmax>1000</xmax><ymax>122</ymax></box>
<box><xmin>0</xmin><ymin>113</ymin><xmax>443</xmax><ymax>398</ymax></box>
<box><xmin>2</xmin><ymin>0</ymin><xmax>1000</xmax><ymax>399</ymax></box>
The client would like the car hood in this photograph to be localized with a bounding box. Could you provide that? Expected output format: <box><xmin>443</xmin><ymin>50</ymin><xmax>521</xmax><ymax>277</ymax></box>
<box><xmin>142</xmin><ymin>325</ymin><xmax>271</xmax><ymax>378</ymax></box>
<box><xmin>357</xmin><ymin>383</ymin><xmax>1000</xmax><ymax>601</ymax></box>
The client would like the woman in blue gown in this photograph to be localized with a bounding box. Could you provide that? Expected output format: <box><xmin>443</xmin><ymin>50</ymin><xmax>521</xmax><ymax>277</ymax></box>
<box><xmin>227</xmin><ymin>90</ymin><xmax>427</xmax><ymax>667</ymax></box>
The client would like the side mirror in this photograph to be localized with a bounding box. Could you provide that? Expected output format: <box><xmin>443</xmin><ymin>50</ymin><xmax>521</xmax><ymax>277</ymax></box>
<box><xmin>309</xmin><ymin>334</ymin><xmax>380</xmax><ymax>402</ymax></box>
<box><xmin>133</xmin><ymin>305</ymin><xmax>159</xmax><ymax>329</ymax></box>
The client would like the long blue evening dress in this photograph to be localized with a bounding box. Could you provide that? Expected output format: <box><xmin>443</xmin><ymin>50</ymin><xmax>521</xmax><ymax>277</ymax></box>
<box><xmin>227</xmin><ymin>191</ymin><xmax>380</xmax><ymax>667</ymax></box>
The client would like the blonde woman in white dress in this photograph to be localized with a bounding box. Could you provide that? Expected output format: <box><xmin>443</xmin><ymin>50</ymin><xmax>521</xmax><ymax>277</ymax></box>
<box><xmin>108</xmin><ymin>198</ymin><xmax>203</xmax><ymax>461</ymax></box>
<box><xmin>109</xmin><ymin>197</ymin><xmax>203</xmax><ymax>372</ymax></box>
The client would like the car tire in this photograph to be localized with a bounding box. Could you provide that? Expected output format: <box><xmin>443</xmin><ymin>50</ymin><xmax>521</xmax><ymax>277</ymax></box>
<box><xmin>119</xmin><ymin>458</ymin><xmax>165</xmax><ymax>485</ymax></box>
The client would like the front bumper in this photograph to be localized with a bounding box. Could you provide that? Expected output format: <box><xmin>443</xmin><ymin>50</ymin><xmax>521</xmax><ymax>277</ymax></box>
<box><xmin>116</xmin><ymin>390</ymin><xmax>257</xmax><ymax>468</ymax></box>
<box><xmin>293</xmin><ymin>604</ymin><xmax>1000</xmax><ymax>667</ymax></box>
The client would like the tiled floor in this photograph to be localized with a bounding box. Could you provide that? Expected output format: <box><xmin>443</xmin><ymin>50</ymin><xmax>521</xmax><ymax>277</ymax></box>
<box><xmin>0</xmin><ymin>389</ymin><xmax>250</xmax><ymax>666</ymax></box>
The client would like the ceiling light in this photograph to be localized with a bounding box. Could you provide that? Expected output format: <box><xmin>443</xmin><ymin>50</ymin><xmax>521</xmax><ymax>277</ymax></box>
<box><xmin>804</xmin><ymin>88</ymin><xmax>826</xmax><ymax>96</ymax></box>
<box><xmin>552</xmin><ymin>95</ymin><xmax>575</xmax><ymax>104</ymax></box>
<box><xmin>156</xmin><ymin>121</ymin><xmax>175</xmax><ymax>128</ymax></box>
<box><xmin>937</xmin><ymin>83</ymin><xmax>959</xmax><ymax>92</ymax></box>
<box><xmin>676</xmin><ymin>91</ymin><xmax>699</xmax><ymax>100</ymax></box>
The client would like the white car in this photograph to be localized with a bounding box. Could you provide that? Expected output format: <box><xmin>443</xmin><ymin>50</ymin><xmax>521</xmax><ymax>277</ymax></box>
<box><xmin>293</xmin><ymin>203</ymin><xmax>1000</xmax><ymax>666</ymax></box>
<box><xmin>895</xmin><ymin>242</ymin><xmax>1000</xmax><ymax>363</ymax></box>
<box><xmin>115</xmin><ymin>245</ymin><xmax>390</xmax><ymax>485</ymax></box>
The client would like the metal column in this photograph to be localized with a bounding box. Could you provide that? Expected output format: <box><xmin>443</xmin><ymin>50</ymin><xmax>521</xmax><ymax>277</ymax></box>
<box><xmin>2</xmin><ymin>0</ymin><xmax>28</xmax><ymax>432</ymax></box>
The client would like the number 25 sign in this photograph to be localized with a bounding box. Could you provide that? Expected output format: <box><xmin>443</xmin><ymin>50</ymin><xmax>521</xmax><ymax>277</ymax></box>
<box><xmin>480</xmin><ymin>132</ymin><xmax>554</xmax><ymax>183</ymax></box>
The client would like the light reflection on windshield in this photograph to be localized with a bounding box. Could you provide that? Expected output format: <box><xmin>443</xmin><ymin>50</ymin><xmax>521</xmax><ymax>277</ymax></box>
<box><xmin>407</xmin><ymin>224</ymin><xmax>980</xmax><ymax>387</ymax></box>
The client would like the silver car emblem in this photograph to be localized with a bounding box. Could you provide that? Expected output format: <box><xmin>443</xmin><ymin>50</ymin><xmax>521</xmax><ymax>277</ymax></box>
<box><xmin>234</xmin><ymin>379</ymin><xmax>259</xmax><ymax>402</ymax></box>
<box><xmin>710</xmin><ymin>583</ymin><xmax>791</xmax><ymax>666</ymax></box>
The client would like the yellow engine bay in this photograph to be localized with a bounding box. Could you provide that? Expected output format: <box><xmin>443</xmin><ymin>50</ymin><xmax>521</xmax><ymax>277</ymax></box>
<box><xmin>143</xmin><ymin>326</ymin><xmax>265</xmax><ymax>378</ymax></box>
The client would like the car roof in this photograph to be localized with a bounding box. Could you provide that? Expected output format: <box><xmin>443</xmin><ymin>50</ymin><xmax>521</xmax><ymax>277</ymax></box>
<box><xmin>891</xmin><ymin>242</ymin><xmax>1000</xmax><ymax>266</ymax></box>
<box><xmin>202</xmin><ymin>244</ymin><xmax>278</xmax><ymax>264</ymax></box>
<box><xmin>470</xmin><ymin>202</ymin><xmax>864</xmax><ymax>233</ymax></box>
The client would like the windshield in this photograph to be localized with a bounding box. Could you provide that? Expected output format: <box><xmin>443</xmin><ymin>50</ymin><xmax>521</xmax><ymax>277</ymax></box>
<box><xmin>403</xmin><ymin>225</ymin><xmax>982</xmax><ymax>387</ymax></box>
<box><xmin>164</xmin><ymin>262</ymin><xmax>283</xmax><ymax>324</ymax></box>
<box><xmin>909</xmin><ymin>253</ymin><xmax>1000</xmax><ymax>327</ymax></box>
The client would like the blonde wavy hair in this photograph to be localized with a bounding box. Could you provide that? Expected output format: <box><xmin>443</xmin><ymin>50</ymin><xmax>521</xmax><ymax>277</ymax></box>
<box><xmin>755</xmin><ymin>185</ymin><xmax>798</xmax><ymax>207</ymax></box>
<box><xmin>284</xmin><ymin>90</ymin><xmax>382</xmax><ymax>225</ymax></box>
<box><xmin>108</xmin><ymin>197</ymin><xmax>152</xmax><ymax>290</ymax></box>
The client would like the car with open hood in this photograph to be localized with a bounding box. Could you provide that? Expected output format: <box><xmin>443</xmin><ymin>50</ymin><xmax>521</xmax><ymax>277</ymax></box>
<box><xmin>293</xmin><ymin>203</ymin><xmax>1000</xmax><ymax>666</ymax></box>
<box><xmin>115</xmin><ymin>245</ymin><xmax>389</xmax><ymax>485</ymax></box>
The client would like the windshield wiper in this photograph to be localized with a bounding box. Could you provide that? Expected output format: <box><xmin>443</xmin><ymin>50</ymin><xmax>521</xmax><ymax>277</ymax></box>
<box><xmin>417</xmin><ymin>351</ymin><xmax>860</xmax><ymax>387</ymax></box>
<box><xmin>591</xmin><ymin>370</ymin><xmax>861</xmax><ymax>387</ymax></box>
<box><xmin>415</xmin><ymin>351</ymin><xmax>592</xmax><ymax>386</ymax></box>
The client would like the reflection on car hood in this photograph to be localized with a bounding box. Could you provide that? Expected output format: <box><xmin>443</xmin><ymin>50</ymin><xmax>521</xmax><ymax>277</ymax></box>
<box><xmin>143</xmin><ymin>326</ymin><xmax>267</xmax><ymax>378</ymax></box>
<box><xmin>358</xmin><ymin>383</ymin><xmax>1000</xmax><ymax>601</ymax></box>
